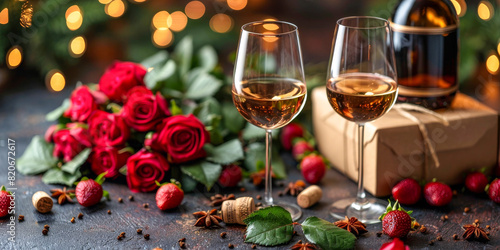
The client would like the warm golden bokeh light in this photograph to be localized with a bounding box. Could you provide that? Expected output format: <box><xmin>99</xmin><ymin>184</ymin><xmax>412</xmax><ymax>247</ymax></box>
<box><xmin>478</xmin><ymin>1</ymin><xmax>493</xmax><ymax>21</ymax></box>
<box><xmin>6</xmin><ymin>46</ymin><xmax>22</xmax><ymax>69</ymax></box>
<box><xmin>209</xmin><ymin>14</ymin><xmax>233</xmax><ymax>33</ymax></box>
<box><xmin>0</xmin><ymin>8</ymin><xmax>8</xmax><ymax>25</ymax></box>
<box><xmin>497</xmin><ymin>42</ymin><xmax>500</xmax><ymax>57</ymax></box>
<box><xmin>185</xmin><ymin>1</ymin><xmax>205</xmax><ymax>20</ymax></box>
<box><xmin>46</xmin><ymin>70</ymin><xmax>66</xmax><ymax>92</ymax></box>
<box><xmin>450</xmin><ymin>0</ymin><xmax>461</xmax><ymax>16</ymax></box>
<box><xmin>69</xmin><ymin>36</ymin><xmax>86</xmax><ymax>58</ymax></box>
<box><xmin>105</xmin><ymin>0</ymin><xmax>126</xmax><ymax>18</ymax></box>
<box><xmin>262</xmin><ymin>32</ymin><xmax>279</xmax><ymax>43</ymax></box>
<box><xmin>487</xmin><ymin>54</ymin><xmax>500</xmax><ymax>74</ymax></box>
<box><xmin>65</xmin><ymin>5</ymin><xmax>80</xmax><ymax>19</ymax></box>
<box><xmin>152</xmin><ymin>28</ymin><xmax>174</xmax><ymax>48</ymax></box>
<box><xmin>98</xmin><ymin>0</ymin><xmax>113</xmax><ymax>4</ymax></box>
<box><xmin>167</xmin><ymin>11</ymin><xmax>188</xmax><ymax>32</ymax></box>
<box><xmin>152</xmin><ymin>11</ymin><xmax>169</xmax><ymax>29</ymax></box>
<box><xmin>227</xmin><ymin>0</ymin><xmax>247</xmax><ymax>11</ymax></box>
<box><xmin>132</xmin><ymin>0</ymin><xmax>146</xmax><ymax>2</ymax></box>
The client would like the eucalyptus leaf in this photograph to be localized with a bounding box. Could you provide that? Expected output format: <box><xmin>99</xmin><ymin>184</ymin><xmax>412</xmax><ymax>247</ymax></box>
<box><xmin>205</xmin><ymin>139</ymin><xmax>244</xmax><ymax>165</ymax></box>
<box><xmin>18</xmin><ymin>136</ymin><xmax>58</xmax><ymax>175</ymax></box>
<box><xmin>140</xmin><ymin>50</ymin><xmax>169</xmax><ymax>69</ymax></box>
<box><xmin>42</xmin><ymin>168</ymin><xmax>82</xmax><ymax>187</ymax></box>
<box><xmin>46</xmin><ymin>98</ymin><xmax>70</xmax><ymax>122</ymax></box>
<box><xmin>185</xmin><ymin>73</ymin><xmax>223</xmax><ymax>100</ymax></box>
<box><xmin>302</xmin><ymin>217</ymin><xmax>357</xmax><ymax>250</ymax></box>
<box><xmin>174</xmin><ymin>36</ymin><xmax>193</xmax><ymax>76</ymax></box>
<box><xmin>61</xmin><ymin>148</ymin><xmax>91</xmax><ymax>175</ymax></box>
<box><xmin>180</xmin><ymin>161</ymin><xmax>222</xmax><ymax>190</ymax></box>
<box><xmin>243</xmin><ymin>206</ymin><xmax>294</xmax><ymax>246</ymax></box>
<box><xmin>198</xmin><ymin>45</ymin><xmax>218</xmax><ymax>72</ymax></box>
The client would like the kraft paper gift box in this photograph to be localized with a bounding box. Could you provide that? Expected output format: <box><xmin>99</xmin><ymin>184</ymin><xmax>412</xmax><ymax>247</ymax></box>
<box><xmin>312</xmin><ymin>87</ymin><xmax>499</xmax><ymax>197</ymax></box>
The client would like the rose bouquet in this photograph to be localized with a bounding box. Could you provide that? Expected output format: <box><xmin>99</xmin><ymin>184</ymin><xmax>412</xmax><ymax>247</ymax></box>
<box><xmin>17</xmin><ymin>37</ymin><xmax>289</xmax><ymax>192</ymax></box>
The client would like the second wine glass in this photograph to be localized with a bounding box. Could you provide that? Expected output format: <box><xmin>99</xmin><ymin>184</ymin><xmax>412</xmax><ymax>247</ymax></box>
<box><xmin>327</xmin><ymin>16</ymin><xmax>398</xmax><ymax>224</ymax></box>
<box><xmin>232</xmin><ymin>20</ymin><xmax>306</xmax><ymax>220</ymax></box>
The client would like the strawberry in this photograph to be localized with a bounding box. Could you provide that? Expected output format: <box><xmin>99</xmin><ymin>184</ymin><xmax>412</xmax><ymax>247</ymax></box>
<box><xmin>292</xmin><ymin>140</ymin><xmax>314</xmax><ymax>161</ymax></box>
<box><xmin>156</xmin><ymin>180</ymin><xmax>184</xmax><ymax>210</ymax></box>
<box><xmin>379</xmin><ymin>238</ymin><xmax>410</xmax><ymax>250</ymax></box>
<box><xmin>423</xmin><ymin>181</ymin><xmax>452</xmax><ymax>206</ymax></box>
<box><xmin>392</xmin><ymin>178</ymin><xmax>421</xmax><ymax>205</ymax></box>
<box><xmin>379</xmin><ymin>200</ymin><xmax>414</xmax><ymax>238</ymax></box>
<box><xmin>300</xmin><ymin>154</ymin><xmax>326</xmax><ymax>184</ymax></box>
<box><xmin>218</xmin><ymin>164</ymin><xmax>242</xmax><ymax>188</ymax></box>
<box><xmin>487</xmin><ymin>178</ymin><xmax>500</xmax><ymax>203</ymax></box>
<box><xmin>0</xmin><ymin>186</ymin><xmax>12</xmax><ymax>218</ymax></box>
<box><xmin>465</xmin><ymin>172</ymin><xmax>488</xmax><ymax>194</ymax></box>
<box><xmin>280</xmin><ymin>123</ymin><xmax>304</xmax><ymax>150</ymax></box>
<box><xmin>75</xmin><ymin>173</ymin><xmax>106</xmax><ymax>207</ymax></box>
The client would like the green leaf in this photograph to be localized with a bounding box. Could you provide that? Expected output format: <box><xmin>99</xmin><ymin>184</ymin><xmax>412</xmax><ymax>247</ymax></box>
<box><xmin>205</xmin><ymin>139</ymin><xmax>244</xmax><ymax>165</ymax></box>
<box><xmin>242</xmin><ymin>123</ymin><xmax>266</xmax><ymax>140</ymax></box>
<box><xmin>180</xmin><ymin>161</ymin><xmax>222</xmax><ymax>190</ymax></box>
<box><xmin>222</xmin><ymin>102</ymin><xmax>246</xmax><ymax>134</ymax></box>
<box><xmin>170</xmin><ymin>100</ymin><xmax>183</xmax><ymax>116</ymax></box>
<box><xmin>244</xmin><ymin>143</ymin><xmax>287</xmax><ymax>179</ymax></box>
<box><xmin>61</xmin><ymin>148</ymin><xmax>91</xmax><ymax>175</ymax></box>
<box><xmin>140</xmin><ymin>50</ymin><xmax>169</xmax><ymax>69</ymax></box>
<box><xmin>181</xmin><ymin>173</ymin><xmax>198</xmax><ymax>193</ymax></box>
<box><xmin>103</xmin><ymin>190</ymin><xmax>110</xmax><ymax>201</ymax></box>
<box><xmin>144</xmin><ymin>60</ymin><xmax>176</xmax><ymax>90</ymax></box>
<box><xmin>198</xmin><ymin>45</ymin><xmax>218</xmax><ymax>72</ymax></box>
<box><xmin>42</xmin><ymin>168</ymin><xmax>82</xmax><ymax>187</ymax></box>
<box><xmin>302</xmin><ymin>217</ymin><xmax>357</xmax><ymax>250</ymax></box>
<box><xmin>174</xmin><ymin>36</ymin><xmax>193</xmax><ymax>76</ymax></box>
<box><xmin>185</xmin><ymin>72</ymin><xmax>223</xmax><ymax>100</ymax></box>
<box><xmin>18</xmin><ymin>136</ymin><xmax>58</xmax><ymax>175</ymax></box>
<box><xmin>243</xmin><ymin>206</ymin><xmax>294</xmax><ymax>246</ymax></box>
<box><xmin>46</xmin><ymin>98</ymin><xmax>70</xmax><ymax>121</ymax></box>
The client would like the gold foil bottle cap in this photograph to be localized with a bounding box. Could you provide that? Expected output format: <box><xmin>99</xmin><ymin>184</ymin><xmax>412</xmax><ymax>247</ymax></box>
<box><xmin>221</xmin><ymin>197</ymin><xmax>256</xmax><ymax>225</ymax></box>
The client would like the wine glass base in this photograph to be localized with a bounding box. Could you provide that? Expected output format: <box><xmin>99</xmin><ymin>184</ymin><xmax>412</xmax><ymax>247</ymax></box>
<box><xmin>329</xmin><ymin>198</ymin><xmax>388</xmax><ymax>224</ymax></box>
<box><xmin>265</xmin><ymin>201</ymin><xmax>302</xmax><ymax>221</ymax></box>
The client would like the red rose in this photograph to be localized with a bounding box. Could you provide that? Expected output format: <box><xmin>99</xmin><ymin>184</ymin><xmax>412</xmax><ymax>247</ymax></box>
<box><xmin>121</xmin><ymin>86</ymin><xmax>171</xmax><ymax>132</ymax></box>
<box><xmin>90</xmin><ymin>146</ymin><xmax>132</xmax><ymax>179</ymax></box>
<box><xmin>126</xmin><ymin>149</ymin><xmax>170</xmax><ymax>193</ymax></box>
<box><xmin>64</xmin><ymin>86</ymin><xmax>99</xmax><ymax>122</ymax></box>
<box><xmin>99</xmin><ymin>61</ymin><xmax>146</xmax><ymax>102</ymax></box>
<box><xmin>53</xmin><ymin>124</ymin><xmax>92</xmax><ymax>162</ymax></box>
<box><xmin>88</xmin><ymin>110</ymin><xmax>130</xmax><ymax>147</ymax></box>
<box><xmin>145</xmin><ymin>114</ymin><xmax>209</xmax><ymax>164</ymax></box>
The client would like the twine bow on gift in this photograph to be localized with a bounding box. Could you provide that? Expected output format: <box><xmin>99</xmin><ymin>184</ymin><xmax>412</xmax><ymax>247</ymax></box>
<box><xmin>392</xmin><ymin>103</ymin><xmax>450</xmax><ymax>169</ymax></box>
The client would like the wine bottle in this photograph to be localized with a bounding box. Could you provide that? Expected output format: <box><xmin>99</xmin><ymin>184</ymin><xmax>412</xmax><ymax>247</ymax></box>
<box><xmin>390</xmin><ymin>0</ymin><xmax>459</xmax><ymax>109</ymax></box>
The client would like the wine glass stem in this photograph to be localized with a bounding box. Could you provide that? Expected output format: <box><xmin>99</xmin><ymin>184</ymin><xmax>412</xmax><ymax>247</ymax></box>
<box><xmin>265</xmin><ymin>129</ymin><xmax>274</xmax><ymax>205</ymax></box>
<box><xmin>355</xmin><ymin>123</ymin><xmax>367</xmax><ymax>206</ymax></box>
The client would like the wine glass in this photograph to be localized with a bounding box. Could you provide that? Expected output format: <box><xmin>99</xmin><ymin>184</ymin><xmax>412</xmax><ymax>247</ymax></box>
<box><xmin>327</xmin><ymin>16</ymin><xmax>398</xmax><ymax>224</ymax></box>
<box><xmin>232</xmin><ymin>20</ymin><xmax>306</xmax><ymax>220</ymax></box>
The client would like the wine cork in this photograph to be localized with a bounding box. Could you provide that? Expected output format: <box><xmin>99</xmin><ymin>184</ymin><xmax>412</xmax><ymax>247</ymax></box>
<box><xmin>32</xmin><ymin>191</ymin><xmax>53</xmax><ymax>213</ymax></box>
<box><xmin>221</xmin><ymin>197</ymin><xmax>256</xmax><ymax>225</ymax></box>
<box><xmin>297</xmin><ymin>185</ymin><xmax>322</xmax><ymax>208</ymax></box>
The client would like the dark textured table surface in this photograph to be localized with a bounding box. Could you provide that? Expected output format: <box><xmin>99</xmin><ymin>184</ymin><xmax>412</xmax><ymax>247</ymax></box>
<box><xmin>0</xmin><ymin>81</ymin><xmax>499</xmax><ymax>250</ymax></box>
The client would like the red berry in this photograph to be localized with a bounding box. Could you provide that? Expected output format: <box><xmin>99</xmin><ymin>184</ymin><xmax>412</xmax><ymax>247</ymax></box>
<box><xmin>380</xmin><ymin>201</ymin><xmax>413</xmax><ymax>238</ymax></box>
<box><xmin>465</xmin><ymin>172</ymin><xmax>488</xmax><ymax>194</ymax></box>
<box><xmin>292</xmin><ymin>140</ymin><xmax>314</xmax><ymax>161</ymax></box>
<box><xmin>0</xmin><ymin>186</ymin><xmax>12</xmax><ymax>218</ymax></box>
<box><xmin>300</xmin><ymin>154</ymin><xmax>326</xmax><ymax>184</ymax></box>
<box><xmin>280</xmin><ymin>123</ymin><xmax>304</xmax><ymax>150</ymax></box>
<box><xmin>156</xmin><ymin>183</ymin><xmax>184</xmax><ymax>210</ymax></box>
<box><xmin>218</xmin><ymin>164</ymin><xmax>242</xmax><ymax>188</ymax></box>
<box><xmin>423</xmin><ymin>182</ymin><xmax>452</xmax><ymax>206</ymax></box>
<box><xmin>379</xmin><ymin>238</ymin><xmax>410</xmax><ymax>250</ymax></box>
<box><xmin>392</xmin><ymin>178</ymin><xmax>421</xmax><ymax>205</ymax></box>
<box><xmin>76</xmin><ymin>179</ymin><xmax>103</xmax><ymax>207</ymax></box>
<box><xmin>488</xmin><ymin>179</ymin><xmax>500</xmax><ymax>203</ymax></box>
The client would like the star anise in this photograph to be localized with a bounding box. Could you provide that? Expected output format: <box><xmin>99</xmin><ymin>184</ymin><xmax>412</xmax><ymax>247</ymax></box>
<box><xmin>290</xmin><ymin>240</ymin><xmax>317</xmax><ymax>250</ymax></box>
<box><xmin>50</xmin><ymin>187</ymin><xmax>75</xmax><ymax>205</ymax></box>
<box><xmin>210</xmin><ymin>194</ymin><xmax>235</xmax><ymax>206</ymax></box>
<box><xmin>193</xmin><ymin>209</ymin><xmax>222</xmax><ymax>228</ymax></box>
<box><xmin>284</xmin><ymin>180</ymin><xmax>306</xmax><ymax>196</ymax></box>
<box><xmin>249</xmin><ymin>169</ymin><xmax>276</xmax><ymax>187</ymax></box>
<box><xmin>334</xmin><ymin>216</ymin><xmax>368</xmax><ymax>237</ymax></box>
<box><xmin>462</xmin><ymin>222</ymin><xmax>489</xmax><ymax>241</ymax></box>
